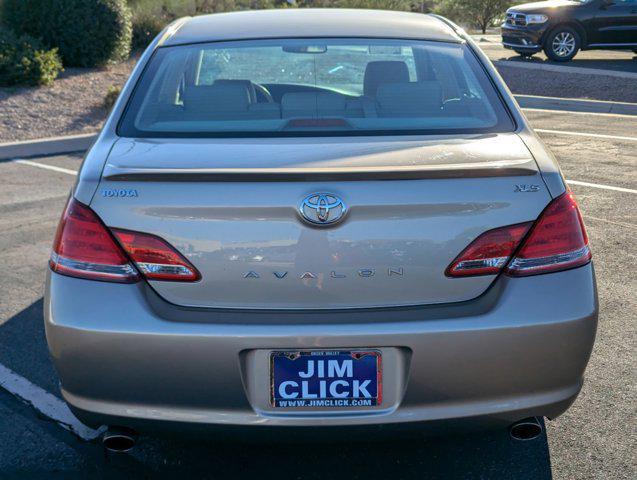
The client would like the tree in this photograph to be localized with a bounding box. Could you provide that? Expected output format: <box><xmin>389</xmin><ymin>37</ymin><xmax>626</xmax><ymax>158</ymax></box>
<box><xmin>434</xmin><ymin>0</ymin><xmax>514</xmax><ymax>33</ymax></box>
<box><xmin>295</xmin><ymin>0</ymin><xmax>414</xmax><ymax>11</ymax></box>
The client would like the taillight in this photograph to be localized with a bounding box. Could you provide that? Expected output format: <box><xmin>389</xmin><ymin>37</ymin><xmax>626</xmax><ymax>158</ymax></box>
<box><xmin>50</xmin><ymin>198</ymin><xmax>139</xmax><ymax>283</ymax></box>
<box><xmin>111</xmin><ymin>229</ymin><xmax>200</xmax><ymax>282</ymax></box>
<box><xmin>446</xmin><ymin>222</ymin><xmax>532</xmax><ymax>277</ymax></box>
<box><xmin>446</xmin><ymin>191</ymin><xmax>591</xmax><ymax>278</ymax></box>
<box><xmin>506</xmin><ymin>191</ymin><xmax>591</xmax><ymax>276</ymax></box>
<box><xmin>50</xmin><ymin>198</ymin><xmax>200</xmax><ymax>283</ymax></box>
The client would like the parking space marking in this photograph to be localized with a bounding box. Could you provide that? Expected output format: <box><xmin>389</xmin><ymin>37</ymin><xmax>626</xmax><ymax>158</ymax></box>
<box><xmin>585</xmin><ymin>215</ymin><xmax>637</xmax><ymax>230</ymax></box>
<box><xmin>0</xmin><ymin>363</ymin><xmax>104</xmax><ymax>441</ymax></box>
<box><xmin>522</xmin><ymin>108</ymin><xmax>637</xmax><ymax>119</ymax></box>
<box><xmin>535</xmin><ymin>129</ymin><xmax>637</xmax><ymax>142</ymax></box>
<box><xmin>13</xmin><ymin>159</ymin><xmax>77</xmax><ymax>176</ymax></box>
<box><xmin>567</xmin><ymin>180</ymin><xmax>637</xmax><ymax>194</ymax></box>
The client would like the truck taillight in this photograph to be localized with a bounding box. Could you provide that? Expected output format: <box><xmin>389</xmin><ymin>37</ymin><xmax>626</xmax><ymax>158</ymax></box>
<box><xmin>447</xmin><ymin>191</ymin><xmax>591</xmax><ymax>278</ymax></box>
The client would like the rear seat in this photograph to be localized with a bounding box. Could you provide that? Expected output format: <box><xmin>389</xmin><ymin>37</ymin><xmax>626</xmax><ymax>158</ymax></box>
<box><xmin>181</xmin><ymin>78</ymin><xmax>445</xmax><ymax>121</ymax></box>
<box><xmin>183</xmin><ymin>83</ymin><xmax>280</xmax><ymax>120</ymax></box>
<box><xmin>376</xmin><ymin>81</ymin><xmax>443</xmax><ymax>117</ymax></box>
<box><xmin>281</xmin><ymin>92</ymin><xmax>363</xmax><ymax>118</ymax></box>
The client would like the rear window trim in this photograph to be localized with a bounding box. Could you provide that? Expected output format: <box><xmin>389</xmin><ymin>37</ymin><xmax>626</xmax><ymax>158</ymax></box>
<box><xmin>463</xmin><ymin>41</ymin><xmax>518</xmax><ymax>132</ymax></box>
<box><xmin>116</xmin><ymin>36</ymin><xmax>516</xmax><ymax>139</ymax></box>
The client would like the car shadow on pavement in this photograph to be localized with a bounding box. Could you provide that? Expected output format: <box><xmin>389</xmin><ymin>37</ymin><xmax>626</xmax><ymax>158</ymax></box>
<box><xmin>126</xmin><ymin>426</ymin><xmax>553</xmax><ymax>479</ymax></box>
<box><xmin>0</xmin><ymin>300</ymin><xmax>553</xmax><ymax>479</ymax></box>
<box><xmin>500</xmin><ymin>55</ymin><xmax>637</xmax><ymax>74</ymax></box>
<box><xmin>0</xmin><ymin>298</ymin><xmax>60</xmax><ymax>394</ymax></box>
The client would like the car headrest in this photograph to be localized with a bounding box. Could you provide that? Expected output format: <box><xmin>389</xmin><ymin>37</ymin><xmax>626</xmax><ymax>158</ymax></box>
<box><xmin>363</xmin><ymin>61</ymin><xmax>410</xmax><ymax>97</ymax></box>
<box><xmin>183</xmin><ymin>84</ymin><xmax>251</xmax><ymax>114</ymax></box>
<box><xmin>376</xmin><ymin>81</ymin><xmax>443</xmax><ymax>117</ymax></box>
<box><xmin>214</xmin><ymin>79</ymin><xmax>257</xmax><ymax>104</ymax></box>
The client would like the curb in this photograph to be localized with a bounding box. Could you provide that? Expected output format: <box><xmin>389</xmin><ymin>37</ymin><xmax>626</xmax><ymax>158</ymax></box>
<box><xmin>516</xmin><ymin>94</ymin><xmax>637</xmax><ymax>115</ymax></box>
<box><xmin>0</xmin><ymin>133</ymin><xmax>96</xmax><ymax>161</ymax></box>
<box><xmin>1</xmin><ymin>94</ymin><xmax>636</xmax><ymax>161</ymax></box>
<box><xmin>494</xmin><ymin>59</ymin><xmax>637</xmax><ymax>80</ymax></box>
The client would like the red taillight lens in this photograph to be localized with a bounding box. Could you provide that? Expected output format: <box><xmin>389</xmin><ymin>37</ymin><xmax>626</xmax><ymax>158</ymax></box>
<box><xmin>446</xmin><ymin>222</ymin><xmax>532</xmax><ymax>277</ymax></box>
<box><xmin>50</xmin><ymin>199</ymin><xmax>200</xmax><ymax>283</ymax></box>
<box><xmin>446</xmin><ymin>191</ymin><xmax>591</xmax><ymax>279</ymax></box>
<box><xmin>50</xmin><ymin>198</ymin><xmax>139</xmax><ymax>283</ymax></box>
<box><xmin>112</xmin><ymin>229</ymin><xmax>201</xmax><ymax>282</ymax></box>
<box><xmin>506</xmin><ymin>191</ymin><xmax>591</xmax><ymax>276</ymax></box>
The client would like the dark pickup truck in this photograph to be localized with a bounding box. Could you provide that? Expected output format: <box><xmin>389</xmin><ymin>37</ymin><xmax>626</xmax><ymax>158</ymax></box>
<box><xmin>502</xmin><ymin>0</ymin><xmax>637</xmax><ymax>61</ymax></box>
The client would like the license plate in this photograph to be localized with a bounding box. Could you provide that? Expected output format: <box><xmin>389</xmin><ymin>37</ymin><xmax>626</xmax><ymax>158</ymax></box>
<box><xmin>270</xmin><ymin>350</ymin><xmax>382</xmax><ymax>408</ymax></box>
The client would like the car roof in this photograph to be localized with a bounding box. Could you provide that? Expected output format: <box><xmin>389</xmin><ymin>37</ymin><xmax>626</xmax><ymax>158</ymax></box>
<box><xmin>161</xmin><ymin>9</ymin><xmax>463</xmax><ymax>47</ymax></box>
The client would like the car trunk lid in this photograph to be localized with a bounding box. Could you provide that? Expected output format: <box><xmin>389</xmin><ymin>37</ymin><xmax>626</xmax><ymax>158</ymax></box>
<box><xmin>91</xmin><ymin>133</ymin><xmax>550</xmax><ymax>309</ymax></box>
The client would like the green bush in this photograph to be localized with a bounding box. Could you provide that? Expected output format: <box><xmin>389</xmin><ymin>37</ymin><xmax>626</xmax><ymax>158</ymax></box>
<box><xmin>0</xmin><ymin>29</ymin><xmax>63</xmax><ymax>87</ymax></box>
<box><xmin>103</xmin><ymin>84</ymin><xmax>122</xmax><ymax>109</ymax></box>
<box><xmin>0</xmin><ymin>0</ymin><xmax>132</xmax><ymax>68</ymax></box>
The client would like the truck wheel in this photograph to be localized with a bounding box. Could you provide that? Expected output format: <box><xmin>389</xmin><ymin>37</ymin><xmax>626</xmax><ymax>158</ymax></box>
<box><xmin>544</xmin><ymin>27</ymin><xmax>580</xmax><ymax>62</ymax></box>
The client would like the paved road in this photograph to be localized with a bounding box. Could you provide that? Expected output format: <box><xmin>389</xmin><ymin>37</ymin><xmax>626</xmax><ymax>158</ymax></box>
<box><xmin>0</xmin><ymin>110</ymin><xmax>635</xmax><ymax>478</ymax></box>
<box><xmin>475</xmin><ymin>35</ymin><xmax>637</xmax><ymax>74</ymax></box>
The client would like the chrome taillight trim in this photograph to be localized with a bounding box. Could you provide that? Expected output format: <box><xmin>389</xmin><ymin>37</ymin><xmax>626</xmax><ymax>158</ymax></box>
<box><xmin>452</xmin><ymin>256</ymin><xmax>509</xmax><ymax>272</ymax></box>
<box><xmin>506</xmin><ymin>245</ymin><xmax>592</xmax><ymax>275</ymax></box>
<box><xmin>50</xmin><ymin>252</ymin><xmax>139</xmax><ymax>281</ymax></box>
<box><xmin>136</xmin><ymin>262</ymin><xmax>196</xmax><ymax>277</ymax></box>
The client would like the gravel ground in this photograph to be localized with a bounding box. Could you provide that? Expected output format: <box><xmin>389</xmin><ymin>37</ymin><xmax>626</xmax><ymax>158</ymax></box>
<box><xmin>498</xmin><ymin>66</ymin><xmax>637</xmax><ymax>104</ymax></box>
<box><xmin>0</xmin><ymin>59</ymin><xmax>137</xmax><ymax>143</ymax></box>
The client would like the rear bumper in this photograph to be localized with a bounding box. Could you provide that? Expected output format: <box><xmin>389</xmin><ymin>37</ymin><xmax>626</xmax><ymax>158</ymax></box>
<box><xmin>44</xmin><ymin>264</ymin><xmax>598</xmax><ymax>431</ymax></box>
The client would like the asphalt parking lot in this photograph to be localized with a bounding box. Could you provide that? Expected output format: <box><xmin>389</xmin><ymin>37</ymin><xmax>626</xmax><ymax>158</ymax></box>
<box><xmin>0</xmin><ymin>108</ymin><xmax>635</xmax><ymax>478</ymax></box>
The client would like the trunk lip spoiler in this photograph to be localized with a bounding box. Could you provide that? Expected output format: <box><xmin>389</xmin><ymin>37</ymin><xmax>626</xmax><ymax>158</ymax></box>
<box><xmin>102</xmin><ymin>158</ymin><xmax>537</xmax><ymax>182</ymax></box>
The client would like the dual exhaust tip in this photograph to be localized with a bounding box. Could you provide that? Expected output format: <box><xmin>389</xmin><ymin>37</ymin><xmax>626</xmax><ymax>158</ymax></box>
<box><xmin>102</xmin><ymin>418</ymin><xmax>543</xmax><ymax>452</ymax></box>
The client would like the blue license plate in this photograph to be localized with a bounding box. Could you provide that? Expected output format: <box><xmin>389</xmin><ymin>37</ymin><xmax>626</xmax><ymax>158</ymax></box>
<box><xmin>270</xmin><ymin>350</ymin><xmax>382</xmax><ymax>408</ymax></box>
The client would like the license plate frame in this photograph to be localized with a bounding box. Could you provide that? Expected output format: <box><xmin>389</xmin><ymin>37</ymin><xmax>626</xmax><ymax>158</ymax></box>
<box><xmin>270</xmin><ymin>350</ymin><xmax>382</xmax><ymax>408</ymax></box>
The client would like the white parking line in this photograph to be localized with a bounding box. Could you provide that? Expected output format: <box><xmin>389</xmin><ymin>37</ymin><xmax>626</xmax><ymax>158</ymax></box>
<box><xmin>0</xmin><ymin>363</ymin><xmax>104</xmax><ymax>441</ymax></box>
<box><xmin>522</xmin><ymin>108</ymin><xmax>637</xmax><ymax>119</ymax></box>
<box><xmin>567</xmin><ymin>180</ymin><xmax>637</xmax><ymax>194</ymax></box>
<box><xmin>535</xmin><ymin>129</ymin><xmax>637</xmax><ymax>142</ymax></box>
<box><xmin>585</xmin><ymin>215</ymin><xmax>637</xmax><ymax>230</ymax></box>
<box><xmin>13</xmin><ymin>159</ymin><xmax>77</xmax><ymax>176</ymax></box>
<box><xmin>12</xmin><ymin>156</ymin><xmax>636</xmax><ymax>194</ymax></box>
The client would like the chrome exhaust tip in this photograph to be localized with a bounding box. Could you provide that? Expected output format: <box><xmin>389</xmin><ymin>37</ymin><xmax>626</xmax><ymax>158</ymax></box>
<box><xmin>509</xmin><ymin>417</ymin><xmax>543</xmax><ymax>441</ymax></box>
<box><xmin>102</xmin><ymin>426</ymin><xmax>137</xmax><ymax>453</ymax></box>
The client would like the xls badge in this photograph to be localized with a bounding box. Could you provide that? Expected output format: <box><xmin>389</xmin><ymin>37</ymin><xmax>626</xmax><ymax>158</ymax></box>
<box><xmin>299</xmin><ymin>193</ymin><xmax>346</xmax><ymax>226</ymax></box>
<box><xmin>514</xmin><ymin>184</ymin><xmax>541</xmax><ymax>193</ymax></box>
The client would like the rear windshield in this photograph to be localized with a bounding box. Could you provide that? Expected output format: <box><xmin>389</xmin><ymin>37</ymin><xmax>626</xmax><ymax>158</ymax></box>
<box><xmin>119</xmin><ymin>38</ymin><xmax>514</xmax><ymax>137</ymax></box>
